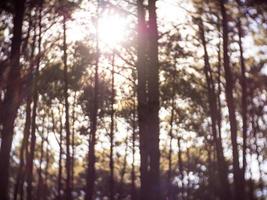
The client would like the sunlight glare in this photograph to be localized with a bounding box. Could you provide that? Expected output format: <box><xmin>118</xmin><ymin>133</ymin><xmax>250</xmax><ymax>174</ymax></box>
<box><xmin>98</xmin><ymin>14</ymin><xmax>127</xmax><ymax>49</ymax></box>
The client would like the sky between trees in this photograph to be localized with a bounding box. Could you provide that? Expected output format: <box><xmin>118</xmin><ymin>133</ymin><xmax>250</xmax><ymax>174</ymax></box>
<box><xmin>0</xmin><ymin>0</ymin><xmax>267</xmax><ymax>200</ymax></box>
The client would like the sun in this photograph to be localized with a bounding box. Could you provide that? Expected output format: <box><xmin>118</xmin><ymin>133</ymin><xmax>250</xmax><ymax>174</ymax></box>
<box><xmin>98</xmin><ymin>13</ymin><xmax>127</xmax><ymax>49</ymax></box>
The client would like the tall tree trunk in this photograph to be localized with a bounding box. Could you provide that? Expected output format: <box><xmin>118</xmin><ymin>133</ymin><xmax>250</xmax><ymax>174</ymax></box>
<box><xmin>85</xmin><ymin>2</ymin><xmax>99</xmax><ymax>199</ymax></box>
<box><xmin>136</xmin><ymin>1</ymin><xmax>161</xmax><ymax>199</ymax></box>
<box><xmin>248</xmin><ymin>115</ymin><xmax>255</xmax><ymax>200</ymax></box>
<box><xmin>26</xmin><ymin>97</ymin><xmax>40</xmax><ymax>200</ymax></box>
<box><xmin>198</xmin><ymin>17</ymin><xmax>232</xmax><ymax>200</ymax></box>
<box><xmin>136</xmin><ymin>1</ymin><xmax>149</xmax><ymax>199</ymax></box>
<box><xmin>62</xmin><ymin>14</ymin><xmax>72</xmax><ymax>200</ymax></box>
<box><xmin>43</xmin><ymin>138</ymin><xmax>50</xmax><ymax>200</ymax></box>
<box><xmin>216</xmin><ymin>34</ymin><xmax>223</xmax><ymax>146</ymax></box>
<box><xmin>118</xmin><ymin>136</ymin><xmax>129</xmax><ymax>200</ymax></box>
<box><xmin>186</xmin><ymin>147</ymin><xmax>191</xmax><ymax>199</ymax></box>
<box><xmin>0</xmin><ymin>1</ymin><xmax>26</xmax><ymax>199</ymax></box>
<box><xmin>57</xmin><ymin>109</ymin><xmax>63</xmax><ymax>200</ymax></box>
<box><xmin>220</xmin><ymin>1</ymin><xmax>244</xmax><ymax>199</ymax></box>
<box><xmin>237</xmin><ymin>16</ymin><xmax>248</xmax><ymax>192</ymax></box>
<box><xmin>18</xmin><ymin>14</ymin><xmax>38</xmax><ymax>200</ymax></box>
<box><xmin>147</xmin><ymin>1</ymin><xmax>160</xmax><ymax>198</ymax></box>
<box><xmin>252</xmin><ymin>115</ymin><xmax>264</xmax><ymax>199</ymax></box>
<box><xmin>167</xmin><ymin>87</ymin><xmax>175</xmax><ymax>200</ymax></box>
<box><xmin>71</xmin><ymin>92</ymin><xmax>77</xmax><ymax>192</ymax></box>
<box><xmin>36</xmin><ymin>129</ymin><xmax>45</xmax><ymax>198</ymax></box>
<box><xmin>131</xmin><ymin>91</ymin><xmax>137</xmax><ymax>200</ymax></box>
<box><xmin>13</xmin><ymin>97</ymin><xmax>32</xmax><ymax>200</ymax></box>
<box><xmin>26</xmin><ymin>3</ymin><xmax>42</xmax><ymax>199</ymax></box>
<box><xmin>177</xmin><ymin>137</ymin><xmax>184</xmax><ymax>200</ymax></box>
<box><xmin>109</xmin><ymin>52</ymin><xmax>115</xmax><ymax>200</ymax></box>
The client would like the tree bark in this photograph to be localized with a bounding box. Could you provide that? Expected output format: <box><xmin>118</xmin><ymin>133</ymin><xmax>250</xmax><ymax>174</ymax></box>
<box><xmin>0</xmin><ymin>1</ymin><xmax>26</xmax><ymax>199</ymax></box>
<box><xmin>136</xmin><ymin>1</ymin><xmax>161</xmax><ymax>200</ymax></box>
<box><xmin>71</xmin><ymin>92</ymin><xmax>77</xmax><ymax>192</ymax></box>
<box><xmin>220</xmin><ymin>1</ymin><xmax>244</xmax><ymax>199</ymax></box>
<box><xmin>62</xmin><ymin>14</ymin><xmax>72</xmax><ymax>200</ymax></box>
<box><xmin>167</xmin><ymin>86</ymin><xmax>175</xmax><ymax>200</ymax></box>
<box><xmin>237</xmin><ymin>16</ymin><xmax>248</xmax><ymax>193</ymax></box>
<box><xmin>136</xmin><ymin>1</ymin><xmax>149</xmax><ymax>199</ymax></box>
<box><xmin>198</xmin><ymin>17</ymin><xmax>232</xmax><ymax>200</ymax></box>
<box><xmin>177</xmin><ymin>137</ymin><xmax>184</xmax><ymax>200</ymax></box>
<box><xmin>147</xmin><ymin>2</ymin><xmax>161</xmax><ymax>198</ymax></box>
<box><xmin>26</xmin><ymin>3</ymin><xmax>43</xmax><ymax>199</ymax></box>
<box><xmin>118</xmin><ymin>136</ymin><xmax>129</xmax><ymax>200</ymax></box>
<box><xmin>57</xmin><ymin>109</ymin><xmax>63</xmax><ymax>200</ymax></box>
<box><xmin>36</xmin><ymin>131</ymin><xmax>45</xmax><ymax>198</ymax></box>
<box><xmin>85</xmin><ymin>2</ymin><xmax>100</xmax><ymax>199</ymax></box>
<box><xmin>131</xmin><ymin>90</ymin><xmax>137</xmax><ymax>200</ymax></box>
<box><xmin>13</xmin><ymin>97</ymin><xmax>32</xmax><ymax>200</ymax></box>
<box><xmin>109</xmin><ymin>52</ymin><xmax>115</xmax><ymax>200</ymax></box>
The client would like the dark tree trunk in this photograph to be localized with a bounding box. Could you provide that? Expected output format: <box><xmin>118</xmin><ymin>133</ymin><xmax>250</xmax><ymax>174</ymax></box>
<box><xmin>131</xmin><ymin>90</ymin><xmax>137</xmax><ymax>200</ymax></box>
<box><xmin>220</xmin><ymin>1</ymin><xmax>244</xmax><ymax>199</ymax></box>
<box><xmin>186</xmin><ymin>147</ymin><xmax>191</xmax><ymax>199</ymax></box>
<box><xmin>62</xmin><ymin>14</ymin><xmax>72</xmax><ymax>200</ymax></box>
<box><xmin>17</xmin><ymin>19</ymin><xmax>38</xmax><ymax>200</ymax></box>
<box><xmin>85</xmin><ymin>3</ymin><xmax>99</xmax><ymax>199</ymax></box>
<box><xmin>71</xmin><ymin>92</ymin><xmax>77</xmax><ymax>191</ymax></box>
<box><xmin>136</xmin><ymin>1</ymin><xmax>149</xmax><ymax>199</ymax></box>
<box><xmin>0</xmin><ymin>1</ymin><xmax>26</xmax><ymax>199</ymax></box>
<box><xmin>167</xmin><ymin>87</ymin><xmax>175</xmax><ymax>200</ymax></box>
<box><xmin>36</xmin><ymin>126</ymin><xmax>47</xmax><ymax>199</ymax></box>
<box><xmin>109</xmin><ymin>52</ymin><xmax>115</xmax><ymax>200</ymax></box>
<box><xmin>147</xmin><ymin>1</ymin><xmax>160</xmax><ymax>198</ymax></box>
<box><xmin>198</xmin><ymin>17</ymin><xmax>232</xmax><ymax>200</ymax></box>
<box><xmin>118</xmin><ymin>136</ymin><xmax>129</xmax><ymax>200</ymax></box>
<box><xmin>26</xmin><ymin>95</ymin><xmax>39</xmax><ymax>200</ymax></box>
<box><xmin>177</xmin><ymin>137</ymin><xmax>184</xmax><ymax>200</ymax></box>
<box><xmin>43</xmin><ymin>138</ymin><xmax>50</xmax><ymax>200</ymax></box>
<box><xmin>26</xmin><ymin>3</ymin><xmax>43</xmax><ymax>199</ymax></box>
<box><xmin>13</xmin><ymin>97</ymin><xmax>32</xmax><ymax>200</ymax></box>
<box><xmin>136</xmin><ymin>1</ymin><xmax>161</xmax><ymax>200</ymax></box>
<box><xmin>237</xmin><ymin>16</ymin><xmax>248</xmax><ymax>192</ymax></box>
<box><xmin>252</xmin><ymin>115</ymin><xmax>264</xmax><ymax>200</ymax></box>
<box><xmin>57</xmin><ymin>110</ymin><xmax>63</xmax><ymax>200</ymax></box>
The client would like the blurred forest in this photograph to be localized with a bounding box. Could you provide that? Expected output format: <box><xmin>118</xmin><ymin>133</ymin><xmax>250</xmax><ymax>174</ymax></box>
<box><xmin>0</xmin><ymin>0</ymin><xmax>267</xmax><ymax>200</ymax></box>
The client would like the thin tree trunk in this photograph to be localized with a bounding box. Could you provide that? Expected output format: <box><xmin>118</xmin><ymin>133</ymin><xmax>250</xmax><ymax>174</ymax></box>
<box><xmin>62</xmin><ymin>14</ymin><xmax>72</xmax><ymax>200</ymax></box>
<box><xmin>206</xmin><ymin>140</ymin><xmax>215</xmax><ymax>200</ymax></box>
<box><xmin>186</xmin><ymin>147</ymin><xmax>190</xmax><ymax>199</ymax></box>
<box><xmin>36</xmin><ymin>128</ymin><xmax>45</xmax><ymax>198</ymax></box>
<box><xmin>167</xmin><ymin>86</ymin><xmax>175</xmax><ymax>200</ymax></box>
<box><xmin>26</xmin><ymin>99</ymin><xmax>40</xmax><ymax>200</ymax></box>
<box><xmin>220</xmin><ymin>1</ymin><xmax>244</xmax><ymax>199</ymax></box>
<box><xmin>71</xmin><ymin>92</ymin><xmax>77</xmax><ymax>192</ymax></box>
<box><xmin>248</xmin><ymin>117</ymin><xmax>255</xmax><ymax>200</ymax></box>
<box><xmin>13</xmin><ymin>97</ymin><xmax>32</xmax><ymax>200</ymax></box>
<box><xmin>43</xmin><ymin>138</ymin><xmax>50</xmax><ymax>200</ymax></box>
<box><xmin>26</xmin><ymin>3</ymin><xmax>42</xmax><ymax>199</ymax></box>
<box><xmin>109</xmin><ymin>52</ymin><xmax>115</xmax><ymax>200</ymax></box>
<box><xmin>198</xmin><ymin>17</ymin><xmax>231</xmax><ymax>200</ymax></box>
<box><xmin>85</xmin><ymin>2</ymin><xmax>99</xmax><ymax>199</ymax></box>
<box><xmin>252</xmin><ymin>115</ymin><xmax>264</xmax><ymax>199</ymax></box>
<box><xmin>18</xmin><ymin>14</ymin><xmax>38</xmax><ymax>200</ymax></box>
<box><xmin>56</xmin><ymin>109</ymin><xmax>63</xmax><ymax>200</ymax></box>
<box><xmin>118</xmin><ymin>136</ymin><xmax>129</xmax><ymax>200</ymax></box>
<box><xmin>237</xmin><ymin>16</ymin><xmax>248</xmax><ymax>191</ymax></box>
<box><xmin>177</xmin><ymin>137</ymin><xmax>184</xmax><ymax>200</ymax></box>
<box><xmin>131</xmin><ymin>90</ymin><xmax>137</xmax><ymax>200</ymax></box>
